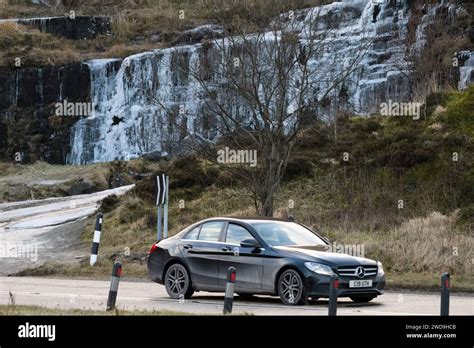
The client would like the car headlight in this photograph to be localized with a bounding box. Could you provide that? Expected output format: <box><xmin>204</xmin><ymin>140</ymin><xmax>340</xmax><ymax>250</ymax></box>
<box><xmin>377</xmin><ymin>261</ymin><xmax>384</xmax><ymax>275</ymax></box>
<box><xmin>304</xmin><ymin>262</ymin><xmax>334</xmax><ymax>275</ymax></box>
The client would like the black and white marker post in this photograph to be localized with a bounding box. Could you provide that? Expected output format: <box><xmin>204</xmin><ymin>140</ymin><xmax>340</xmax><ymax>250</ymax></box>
<box><xmin>90</xmin><ymin>213</ymin><xmax>103</xmax><ymax>266</ymax></box>
<box><xmin>156</xmin><ymin>174</ymin><xmax>169</xmax><ymax>241</ymax></box>
<box><xmin>440</xmin><ymin>272</ymin><xmax>450</xmax><ymax>316</ymax></box>
<box><xmin>328</xmin><ymin>274</ymin><xmax>339</xmax><ymax>316</ymax></box>
<box><xmin>106</xmin><ymin>259</ymin><xmax>122</xmax><ymax>311</ymax></box>
<box><xmin>223</xmin><ymin>267</ymin><xmax>236</xmax><ymax>314</ymax></box>
<box><xmin>163</xmin><ymin>174</ymin><xmax>169</xmax><ymax>238</ymax></box>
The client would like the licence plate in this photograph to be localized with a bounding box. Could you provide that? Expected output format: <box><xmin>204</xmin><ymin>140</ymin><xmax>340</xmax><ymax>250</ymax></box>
<box><xmin>349</xmin><ymin>279</ymin><xmax>372</xmax><ymax>288</ymax></box>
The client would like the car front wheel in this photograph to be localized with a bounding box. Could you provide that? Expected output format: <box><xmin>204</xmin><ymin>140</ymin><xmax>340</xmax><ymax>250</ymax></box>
<box><xmin>278</xmin><ymin>269</ymin><xmax>306</xmax><ymax>305</ymax></box>
<box><xmin>350</xmin><ymin>295</ymin><xmax>376</xmax><ymax>303</ymax></box>
<box><xmin>164</xmin><ymin>263</ymin><xmax>194</xmax><ymax>299</ymax></box>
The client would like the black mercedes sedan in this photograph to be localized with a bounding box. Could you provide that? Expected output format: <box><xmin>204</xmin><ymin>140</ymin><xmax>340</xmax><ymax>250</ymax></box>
<box><xmin>147</xmin><ymin>217</ymin><xmax>385</xmax><ymax>305</ymax></box>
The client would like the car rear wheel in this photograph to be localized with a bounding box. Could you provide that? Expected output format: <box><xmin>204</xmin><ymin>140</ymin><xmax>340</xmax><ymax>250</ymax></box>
<box><xmin>278</xmin><ymin>269</ymin><xmax>306</xmax><ymax>305</ymax></box>
<box><xmin>164</xmin><ymin>263</ymin><xmax>194</xmax><ymax>299</ymax></box>
<box><xmin>350</xmin><ymin>295</ymin><xmax>376</xmax><ymax>303</ymax></box>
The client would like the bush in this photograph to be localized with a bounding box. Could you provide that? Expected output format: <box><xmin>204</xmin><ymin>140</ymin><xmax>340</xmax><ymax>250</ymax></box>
<box><xmin>0</xmin><ymin>22</ymin><xmax>23</xmax><ymax>49</ymax></box>
<box><xmin>459</xmin><ymin>204</ymin><xmax>474</xmax><ymax>224</ymax></box>
<box><xmin>100</xmin><ymin>194</ymin><xmax>120</xmax><ymax>213</ymax></box>
<box><xmin>118</xmin><ymin>196</ymin><xmax>147</xmax><ymax>224</ymax></box>
<box><xmin>442</xmin><ymin>86</ymin><xmax>474</xmax><ymax>137</ymax></box>
<box><xmin>284</xmin><ymin>154</ymin><xmax>315</xmax><ymax>181</ymax></box>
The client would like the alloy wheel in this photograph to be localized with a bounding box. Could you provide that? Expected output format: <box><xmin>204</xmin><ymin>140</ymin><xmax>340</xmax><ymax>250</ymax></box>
<box><xmin>164</xmin><ymin>264</ymin><xmax>193</xmax><ymax>299</ymax></box>
<box><xmin>278</xmin><ymin>269</ymin><xmax>305</xmax><ymax>305</ymax></box>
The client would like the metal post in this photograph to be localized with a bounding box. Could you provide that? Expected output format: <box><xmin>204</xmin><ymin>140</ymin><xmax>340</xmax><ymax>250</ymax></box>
<box><xmin>90</xmin><ymin>213</ymin><xmax>103</xmax><ymax>266</ymax></box>
<box><xmin>440</xmin><ymin>273</ymin><xmax>450</xmax><ymax>316</ymax></box>
<box><xmin>328</xmin><ymin>274</ymin><xmax>339</xmax><ymax>316</ymax></box>
<box><xmin>106</xmin><ymin>260</ymin><xmax>122</xmax><ymax>311</ymax></box>
<box><xmin>223</xmin><ymin>267</ymin><xmax>236</xmax><ymax>314</ymax></box>
<box><xmin>163</xmin><ymin>175</ymin><xmax>169</xmax><ymax>239</ymax></box>
<box><xmin>157</xmin><ymin>205</ymin><xmax>162</xmax><ymax>241</ymax></box>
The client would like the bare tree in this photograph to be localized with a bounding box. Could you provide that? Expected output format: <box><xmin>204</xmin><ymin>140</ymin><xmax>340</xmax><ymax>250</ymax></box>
<box><xmin>150</xmin><ymin>1</ymin><xmax>372</xmax><ymax>216</ymax></box>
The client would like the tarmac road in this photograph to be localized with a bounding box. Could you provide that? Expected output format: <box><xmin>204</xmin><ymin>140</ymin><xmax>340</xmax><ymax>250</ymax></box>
<box><xmin>0</xmin><ymin>185</ymin><xmax>134</xmax><ymax>275</ymax></box>
<box><xmin>1</xmin><ymin>277</ymin><xmax>472</xmax><ymax>316</ymax></box>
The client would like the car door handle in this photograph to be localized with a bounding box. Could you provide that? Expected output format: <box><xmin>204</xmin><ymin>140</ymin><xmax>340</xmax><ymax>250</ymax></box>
<box><xmin>221</xmin><ymin>246</ymin><xmax>232</xmax><ymax>252</ymax></box>
<box><xmin>183</xmin><ymin>244</ymin><xmax>193</xmax><ymax>250</ymax></box>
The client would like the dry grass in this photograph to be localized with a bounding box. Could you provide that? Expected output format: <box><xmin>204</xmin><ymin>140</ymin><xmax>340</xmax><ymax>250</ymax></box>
<box><xmin>0</xmin><ymin>24</ymin><xmax>81</xmax><ymax>66</ymax></box>
<box><xmin>24</xmin><ymin>46</ymin><xmax>80</xmax><ymax>65</ymax></box>
<box><xmin>16</xmin><ymin>258</ymin><xmax>149</xmax><ymax>279</ymax></box>
<box><xmin>0</xmin><ymin>161</ymin><xmax>110</xmax><ymax>202</ymax></box>
<box><xmin>99</xmin><ymin>42</ymin><xmax>159</xmax><ymax>59</ymax></box>
<box><xmin>0</xmin><ymin>304</ymin><xmax>191</xmax><ymax>315</ymax></box>
<box><xmin>386</xmin><ymin>272</ymin><xmax>474</xmax><ymax>292</ymax></box>
<box><xmin>0</xmin><ymin>21</ymin><xmax>24</xmax><ymax>51</ymax></box>
<box><xmin>385</xmin><ymin>212</ymin><xmax>471</xmax><ymax>274</ymax></box>
<box><xmin>0</xmin><ymin>20</ymin><xmax>22</xmax><ymax>35</ymax></box>
<box><xmin>0</xmin><ymin>161</ymin><xmax>109</xmax><ymax>185</ymax></box>
<box><xmin>328</xmin><ymin>211</ymin><xmax>473</xmax><ymax>277</ymax></box>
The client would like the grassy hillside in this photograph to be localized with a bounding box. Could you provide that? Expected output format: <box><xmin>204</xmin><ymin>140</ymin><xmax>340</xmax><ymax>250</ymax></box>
<box><xmin>0</xmin><ymin>0</ymin><xmax>321</xmax><ymax>67</ymax></box>
<box><xmin>17</xmin><ymin>87</ymin><xmax>474</xmax><ymax>291</ymax></box>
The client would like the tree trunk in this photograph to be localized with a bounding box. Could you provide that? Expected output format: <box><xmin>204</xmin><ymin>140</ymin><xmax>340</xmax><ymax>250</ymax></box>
<box><xmin>261</xmin><ymin>191</ymin><xmax>274</xmax><ymax>217</ymax></box>
<box><xmin>257</xmin><ymin>140</ymin><xmax>281</xmax><ymax>217</ymax></box>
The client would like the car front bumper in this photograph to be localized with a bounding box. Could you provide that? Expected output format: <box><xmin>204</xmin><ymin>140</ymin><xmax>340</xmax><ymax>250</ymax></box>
<box><xmin>303</xmin><ymin>270</ymin><xmax>386</xmax><ymax>298</ymax></box>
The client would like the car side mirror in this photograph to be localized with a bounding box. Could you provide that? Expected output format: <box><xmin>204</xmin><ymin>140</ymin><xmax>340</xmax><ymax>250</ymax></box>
<box><xmin>240</xmin><ymin>238</ymin><xmax>261</xmax><ymax>249</ymax></box>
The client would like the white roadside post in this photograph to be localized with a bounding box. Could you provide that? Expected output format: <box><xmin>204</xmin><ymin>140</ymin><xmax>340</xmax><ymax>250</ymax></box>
<box><xmin>223</xmin><ymin>267</ymin><xmax>236</xmax><ymax>314</ymax></box>
<box><xmin>90</xmin><ymin>212</ymin><xmax>103</xmax><ymax>266</ymax></box>
<box><xmin>156</xmin><ymin>174</ymin><xmax>169</xmax><ymax>241</ymax></box>
<box><xmin>163</xmin><ymin>175</ymin><xmax>169</xmax><ymax>239</ymax></box>
<box><xmin>106</xmin><ymin>259</ymin><xmax>123</xmax><ymax>311</ymax></box>
<box><xmin>157</xmin><ymin>204</ymin><xmax>162</xmax><ymax>241</ymax></box>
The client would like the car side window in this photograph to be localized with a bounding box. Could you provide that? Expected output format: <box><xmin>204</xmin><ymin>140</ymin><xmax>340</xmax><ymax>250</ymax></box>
<box><xmin>184</xmin><ymin>226</ymin><xmax>200</xmax><ymax>240</ymax></box>
<box><xmin>198</xmin><ymin>222</ymin><xmax>224</xmax><ymax>242</ymax></box>
<box><xmin>226</xmin><ymin>223</ymin><xmax>253</xmax><ymax>245</ymax></box>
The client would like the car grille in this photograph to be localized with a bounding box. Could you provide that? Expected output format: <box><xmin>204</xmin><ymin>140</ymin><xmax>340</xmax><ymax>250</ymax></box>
<box><xmin>337</xmin><ymin>265</ymin><xmax>378</xmax><ymax>278</ymax></box>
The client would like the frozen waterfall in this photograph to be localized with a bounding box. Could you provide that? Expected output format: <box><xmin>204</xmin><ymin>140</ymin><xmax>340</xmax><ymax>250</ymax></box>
<box><xmin>67</xmin><ymin>0</ymin><xmax>428</xmax><ymax>164</ymax></box>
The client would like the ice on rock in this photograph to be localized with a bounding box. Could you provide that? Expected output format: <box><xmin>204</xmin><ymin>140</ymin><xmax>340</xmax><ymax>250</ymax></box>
<box><xmin>459</xmin><ymin>51</ymin><xmax>474</xmax><ymax>91</ymax></box>
<box><xmin>66</xmin><ymin>0</ymin><xmax>439</xmax><ymax>164</ymax></box>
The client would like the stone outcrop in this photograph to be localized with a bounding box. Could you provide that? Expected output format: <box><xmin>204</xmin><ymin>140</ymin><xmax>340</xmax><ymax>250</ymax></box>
<box><xmin>0</xmin><ymin>64</ymin><xmax>91</xmax><ymax>163</ymax></box>
<box><xmin>0</xmin><ymin>16</ymin><xmax>111</xmax><ymax>40</ymax></box>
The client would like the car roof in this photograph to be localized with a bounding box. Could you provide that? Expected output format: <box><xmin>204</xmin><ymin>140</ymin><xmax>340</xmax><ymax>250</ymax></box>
<box><xmin>199</xmin><ymin>216</ymin><xmax>294</xmax><ymax>223</ymax></box>
<box><xmin>177</xmin><ymin>216</ymin><xmax>320</xmax><ymax>240</ymax></box>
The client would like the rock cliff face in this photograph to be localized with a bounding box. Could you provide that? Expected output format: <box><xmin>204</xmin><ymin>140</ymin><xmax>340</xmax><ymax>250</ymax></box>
<box><xmin>0</xmin><ymin>0</ymin><xmax>471</xmax><ymax>165</ymax></box>
<box><xmin>0</xmin><ymin>64</ymin><xmax>90</xmax><ymax>163</ymax></box>
<box><xmin>67</xmin><ymin>0</ymin><xmax>417</xmax><ymax>164</ymax></box>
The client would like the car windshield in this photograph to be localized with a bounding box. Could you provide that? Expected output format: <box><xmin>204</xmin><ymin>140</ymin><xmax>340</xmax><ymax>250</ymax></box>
<box><xmin>250</xmin><ymin>221</ymin><xmax>326</xmax><ymax>247</ymax></box>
